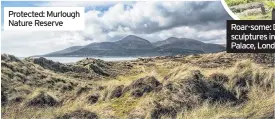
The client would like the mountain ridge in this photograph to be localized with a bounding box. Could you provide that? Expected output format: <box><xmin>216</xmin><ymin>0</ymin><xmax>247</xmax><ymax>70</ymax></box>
<box><xmin>42</xmin><ymin>35</ymin><xmax>225</xmax><ymax>57</ymax></box>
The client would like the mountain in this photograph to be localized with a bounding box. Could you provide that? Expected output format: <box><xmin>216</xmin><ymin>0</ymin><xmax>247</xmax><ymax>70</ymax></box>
<box><xmin>83</xmin><ymin>42</ymin><xmax>121</xmax><ymax>50</ymax></box>
<box><xmin>44</xmin><ymin>46</ymin><xmax>83</xmax><ymax>56</ymax></box>
<box><xmin>43</xmin><ymin>35</ymin><xmax>225</xmax><ymax>57</ymax></box>
<box><xmin>154</xmin><ymin>37</ymin><xmax>225</xmax><ymax>53</ymax></box>
<box><xmin>115</xmin><ymin>35</ymin><xmax>154</xmax><ymax>49</ymax></box>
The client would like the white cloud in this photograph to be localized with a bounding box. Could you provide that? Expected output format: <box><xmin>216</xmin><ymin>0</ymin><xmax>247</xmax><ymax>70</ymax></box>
<box><xmin>38</xmin><ymin>1</ymin><xmax>135</xmax><ymax>7</ymax></box>
<box><xmin>1</xmin><ymin>1</ymin><xmax>230</xmax><ymax>57</ymax></box>
<box><xmin>1</xmin><ymin>31</ymin><xmax>91</xmax><ymax>57</ymax></box>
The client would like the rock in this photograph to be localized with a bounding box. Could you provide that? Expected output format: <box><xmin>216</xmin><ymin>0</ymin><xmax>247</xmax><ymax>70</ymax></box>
<box><xmin>26</xmin><ymin>91</ymin><xmax>59</xmax><ymax>107</ymax></box>
<box><xmin>57</xmin><ymin>109</ymin><xmax>98</xmax><ymax>119</ymax></box>
<box><xmin>87</xmin><ymin>94</ymin><xmax>99</xmax><ymax>104</ymax></box>
<box><xmin>125</xmin><ymin>76</ymin><xmax>161</xmax><ymax>97</ymax></box>
<box><xmin>109</xmin><ymin>85</ymin><xmax>124</xmax><ymax>99</ymax></box>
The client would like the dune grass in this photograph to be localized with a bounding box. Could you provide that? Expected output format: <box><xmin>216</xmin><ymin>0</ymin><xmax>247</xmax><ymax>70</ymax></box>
<box><xmin>1</xmin><ymin>53</ymin><xmax>274</xmax><ymax>119</ymax></box>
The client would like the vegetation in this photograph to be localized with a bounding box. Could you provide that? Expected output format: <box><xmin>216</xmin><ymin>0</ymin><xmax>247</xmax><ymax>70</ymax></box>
<box><xmin>226</xmin><ymin>0</ymin><xmax>273</xmax><ymax>20</ymax></box>
<box><xmin>226</xmin><ymin>0</ymin><xmax>266</xmax><ymax>6</ymax></box>
<box><xmin>264</xmin><ymin>0</ymin><xmax>275</xmax><ymax>9</ymax></box>
<box><xmin>1</xmin><ymin>52</ymin><xmax>274</xmax><ymax>119</ymax></box>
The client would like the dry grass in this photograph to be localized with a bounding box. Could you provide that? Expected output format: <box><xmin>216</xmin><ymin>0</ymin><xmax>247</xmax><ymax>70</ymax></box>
<box><xmin>1</xmin><ymin>53</ymin><xmax>274</xmax><ymax>119</ymax></box>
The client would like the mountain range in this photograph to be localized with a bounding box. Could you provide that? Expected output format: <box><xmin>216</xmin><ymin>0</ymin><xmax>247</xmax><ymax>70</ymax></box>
<box><xmin>43</xmin><ymin>35</ymin><xmax>225</xmax><ymax>57</ymax></box>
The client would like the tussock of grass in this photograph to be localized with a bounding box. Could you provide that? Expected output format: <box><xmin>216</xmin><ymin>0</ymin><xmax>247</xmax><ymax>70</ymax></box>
<box><xmin>1</xmin><ymin>53</ymin><xmax>274</xmax><ymax>119</ymax></box>
<box><xmin>179</xmin><ymin>87</ymin><xmax>274</xmax><ymax>119</ymax></box>
<box><xmin>24</xmin><ymin>89</ymin><xmax>59</xmax><ymax>107</ymax></box>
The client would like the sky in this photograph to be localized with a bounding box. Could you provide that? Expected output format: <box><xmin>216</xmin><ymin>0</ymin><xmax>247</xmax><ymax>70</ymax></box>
<box><xmin>1</xmin><ymin>1</ymin><xmax>233</xmax><ymax>57</ymax></box>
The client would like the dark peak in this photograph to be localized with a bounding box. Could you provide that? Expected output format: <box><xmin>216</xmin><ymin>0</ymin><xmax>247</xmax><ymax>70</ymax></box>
<box><xmin>166</xmin><ymin>37</ymin><xmax>180</xmax><ymax>40</ymax></box>
<box><xmin>116</xmin><ymin>35</ymin><xmax>153</xmax><ymax>49</ymax></box>
<box><xmin>121</xmin><ymin>35</ymin><xmax>148</xmax><ymax>42</ymax></box>
<box><xmin>125</xmin><ymin>35</ymin><xmax>140</xmax><ymax>38</ymax></box>
<box><xmin>164</xmin><ymin>37</ymin><xmax>182</xmax><ymax>42</ymax></box>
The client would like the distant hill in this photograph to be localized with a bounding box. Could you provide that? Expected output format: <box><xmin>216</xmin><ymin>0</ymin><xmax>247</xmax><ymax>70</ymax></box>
<box><xmin>154</xmin><ymin>37</ymin><xmax>224</xmax><ymax>53</ymax></box>
<box><xmin>44</xmin><ymin>46</ymin><xmax>83</xmax><ymax>56</ymax></box>
<box><xmin>42</xmin><ymin>35</ymin><xmax>225</xmax><ymax>57</ymax></box>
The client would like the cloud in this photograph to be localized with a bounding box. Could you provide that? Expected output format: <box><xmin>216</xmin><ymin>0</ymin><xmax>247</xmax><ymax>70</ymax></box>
<box><xmin>81</xmin><ymin>1</ymin><xmax>231</xmax><ymax>40</ymax></box>
<box><xmin>38</xmin><ymin>1</ymin><xmax>135</xmax><ymax>8</ymax></box>
<box><xmin>1</xmin><ymin>1</ymin><xmax>231</xmax><ymax>57</ymax></box>
<box><xmin>134</xmin><ymin>26</ymin><xmax>226</xmax><ymax>44</ymax></box>
<box><xmin>1</xmin><ymin>31</ymin><xmax>91</xmax><ymax>57</ymax></box>
<box><xmin>85</xmin><ymin>1</ymin><xmax>230</xmax><ymax>34</ymax></box>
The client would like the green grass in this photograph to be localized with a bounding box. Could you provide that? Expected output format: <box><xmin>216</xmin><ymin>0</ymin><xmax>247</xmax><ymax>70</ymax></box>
<box><xmin>226</xmin><ymin>0</ymin><xmax>267</xmax><ymax>6</ymax></box>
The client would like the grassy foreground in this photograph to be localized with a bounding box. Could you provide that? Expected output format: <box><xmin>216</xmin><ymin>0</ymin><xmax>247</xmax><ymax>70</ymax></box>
<box><xmin>1</xmin><ymin>52</ymin><xmax>274</xmax><ymax>119</ymax></box>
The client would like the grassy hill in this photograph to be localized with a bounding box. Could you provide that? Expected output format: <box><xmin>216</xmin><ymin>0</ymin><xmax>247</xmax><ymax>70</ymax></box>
<box><xmin>1</xmin><ymin>52</ymin><xmax>274</xmax><ymax>119</ymax></box>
